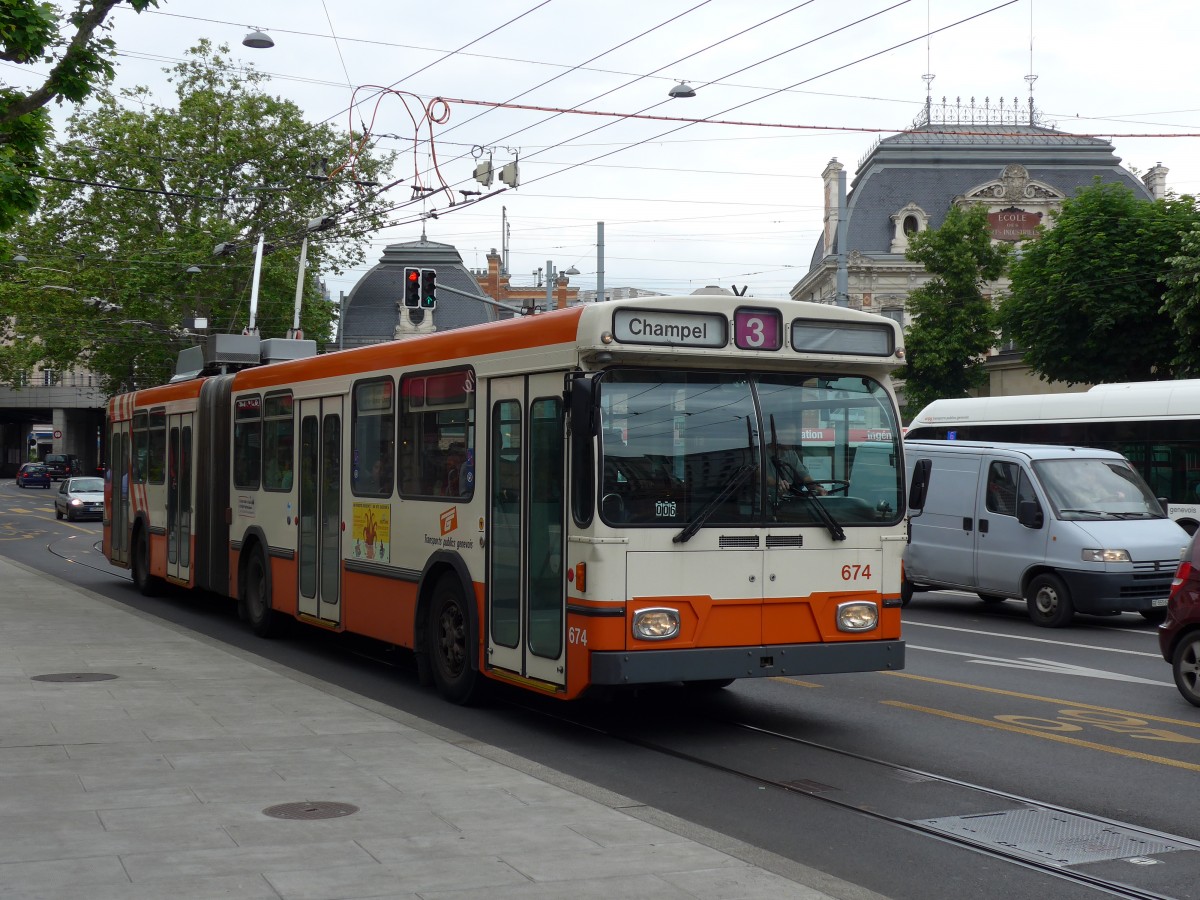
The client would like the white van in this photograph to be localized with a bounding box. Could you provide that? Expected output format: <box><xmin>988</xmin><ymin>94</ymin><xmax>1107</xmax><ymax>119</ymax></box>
<box><xmin>903</xmin><ymin>440</ymin><xmax>1188</xmax><ymax>627</ymax></box>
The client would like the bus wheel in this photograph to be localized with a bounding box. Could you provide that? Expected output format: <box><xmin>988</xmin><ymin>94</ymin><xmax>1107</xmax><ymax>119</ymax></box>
<box><xmin>244</xmin><ymin>548</ymin><xmax>283</xmax><ymax>638</ymax></box>
<box><xmin>1026</xmin><ymin>573</ymin><xmax>1073</xmax><ymax>628</ymax></box>
<box><xmin>131</xmin><ymin>528</ymin><xmax>161</xmax><ymax>597</ymax></box>
<box><xmin>427</xmin><ymin>576</ymin><xmax>483</xmax><ymax>705</ymax></box>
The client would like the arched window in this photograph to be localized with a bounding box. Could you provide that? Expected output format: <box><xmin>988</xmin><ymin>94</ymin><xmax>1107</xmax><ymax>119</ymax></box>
<box><xmin>903</xmin><ymin>215</ymin><xmax>919</xmax><ymax>235</ymax></box>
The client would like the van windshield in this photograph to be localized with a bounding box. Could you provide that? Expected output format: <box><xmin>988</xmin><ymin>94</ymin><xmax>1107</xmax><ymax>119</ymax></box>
<box><xmin>1034</xmin><ymin>458</ymin><xmax>1166</xmax><ymax>520</ymax></box>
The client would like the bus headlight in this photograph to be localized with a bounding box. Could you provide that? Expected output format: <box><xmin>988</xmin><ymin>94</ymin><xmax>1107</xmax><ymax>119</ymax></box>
<box><xmin>1082</xmin><ymin>548</ymin><xmax>1130</xmax><ymax>563</ymax></box>
<box><xmin>632</xmin><ymin>608</ymin><xmax>680</xmax><ymax>641</ymax></box>
<box><xmin>836</xmin><ymin>601</ymin><xmax>878</xmax><ymax>632</ymax></box>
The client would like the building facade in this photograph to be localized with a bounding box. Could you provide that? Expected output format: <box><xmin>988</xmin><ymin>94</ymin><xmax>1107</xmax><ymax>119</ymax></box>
<box><xmin>790</xmin><ymin>98</ymin><xmax>1168</xmax><ymax>397</ymax></box>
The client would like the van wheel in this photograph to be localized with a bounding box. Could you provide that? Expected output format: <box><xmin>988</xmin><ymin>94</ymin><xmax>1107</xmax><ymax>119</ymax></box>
<box><xmin>1140</xmin><ymin>609</ymin><xmax>1168</xmax><ymax>624</ymax></box>
<box><xmin>1026</xmin><ymin>573</ymin><xmax>1073</xmax><ymax>627</ymax></box>
<box><xmin>1171</xmin><ymin>633</ymin><xmax>1200</xmax><ymax>707</ymax></box>
<box><xmin>977</xmin><ymin>593</ymin><xmax>1006</xmax><ymax>604</ymax></box>
<box><xmin>427</xmin><ymin>576</ymin><xmax>485</xmax><ymax>705</ymax></box>
<box><xmin>900</xmin><ymin>578</ymin><xmax>915</xmax><ymax>607</ymax></box>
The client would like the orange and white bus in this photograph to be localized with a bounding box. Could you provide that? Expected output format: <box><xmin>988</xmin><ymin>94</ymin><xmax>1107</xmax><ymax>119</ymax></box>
<box><xmin>104</xmin><ymin>294</ymin><xmax>922</xmax><ymax>702</ymax></box>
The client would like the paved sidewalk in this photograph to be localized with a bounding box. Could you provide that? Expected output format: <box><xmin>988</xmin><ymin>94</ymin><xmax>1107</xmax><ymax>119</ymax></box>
<box><xmin>0</xmin><ymin>556</ymin><xmax>887</xmax><ymax>900</ymax></box>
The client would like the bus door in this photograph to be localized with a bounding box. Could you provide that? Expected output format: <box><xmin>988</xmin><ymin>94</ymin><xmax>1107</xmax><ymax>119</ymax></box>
<box><xmin>109</xmin><ymin>422</ymin><xmax>131</xmax><ymax>566</ymax></box>
<box><xmin>486</xmin><ymin>375</ymin><xmax>567</xmax><ymax>688</ymax></box>
<box><xmin>165</xmin><ymin>413</ymin><xmax>193</xmax><ymax>582</ymax></box>
<box><xmin>297</xmin><ymin>397</ymin><xmax>343</xmax><ymax>624</ymax></box>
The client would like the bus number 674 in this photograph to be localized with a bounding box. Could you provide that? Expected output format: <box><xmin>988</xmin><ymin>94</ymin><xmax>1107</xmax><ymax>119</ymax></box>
<box><xmin>568</xmin><ymin>627</ymin><xmax>588</xmax><ymax>646</ymax></box>
<box><xmin>841</xmin><ymin>564</ymin><xmax>872</xmax><ymax>581</ymax></box>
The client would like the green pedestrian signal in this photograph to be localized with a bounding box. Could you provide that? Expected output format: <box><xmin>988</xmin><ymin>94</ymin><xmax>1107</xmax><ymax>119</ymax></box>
<box><xmin>420</xmin><ymin>269</ymin><xmax>437</xmax><ymax>309</ymax></box>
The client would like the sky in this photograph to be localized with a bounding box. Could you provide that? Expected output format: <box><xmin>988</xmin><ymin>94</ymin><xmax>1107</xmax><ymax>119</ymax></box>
<box><xmin>22</xmin><ymin>0</ymin><xmax>1200</xmax><ymax>301</ymax></box>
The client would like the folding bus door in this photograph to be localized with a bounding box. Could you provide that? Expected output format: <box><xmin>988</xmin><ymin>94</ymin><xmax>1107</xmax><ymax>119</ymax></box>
<box><xmin>109</xmin><ymin>422</ymin><xmax>131</xmax><ymax>566</ymax></box>
<box><xmin>165</xmin><ymin>413</ymin><xmax>193</xmax><ymax>583</ymax></box>
<box><xmin>297</xmin><ymin>397</ymin><xmax>343</xmax><ymax>625</ymax></box>
<box><xmin>486</xmin><ymin>375</ymin><xmax>567</xmax><ymax>688</ymax></box>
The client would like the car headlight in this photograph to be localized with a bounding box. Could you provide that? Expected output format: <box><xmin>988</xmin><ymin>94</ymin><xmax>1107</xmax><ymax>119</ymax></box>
<box><xmin>70</xmin><ymin>498</ymin><xmax>83</xmax><ymax>506</ymax></box>
<box><xmin>1082</xmin><ymin>548</ymin><xmax>1130</xmax><ymax>563</ymax></box>
<box><xmin>837</xmin><ymin>601</ymin><xmax>878</xmax><ymax>632</ymax></box>
<box><xmin>632</xmin><ymin>607</ymin><xmax>680</xmax><ymax>641</ymax></box>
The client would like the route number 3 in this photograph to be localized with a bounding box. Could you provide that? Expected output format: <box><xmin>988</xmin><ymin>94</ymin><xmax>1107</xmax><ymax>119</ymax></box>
<box><xmin>841</xmin><ymin>564</ymin><xmax>872</xmax><ymax>581</ymax></box>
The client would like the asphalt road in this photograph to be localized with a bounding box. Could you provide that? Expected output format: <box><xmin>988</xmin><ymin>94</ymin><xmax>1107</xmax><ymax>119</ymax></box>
<box><xmin>4</xmin><ymin>480</ymin><xmax>1198</xmax><ymax>899</ymax></box>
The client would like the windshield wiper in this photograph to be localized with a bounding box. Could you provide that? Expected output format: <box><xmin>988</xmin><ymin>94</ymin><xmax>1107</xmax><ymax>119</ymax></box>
<box><xmin>789</xmin><ymin>482</ymin><xmax>847</xmax><ymax>541</ymax></box>
<box><xmin>673</xmin><ymin>463</ymin><xmax>757</xmax><ymax>544</ymax></box>
<box><xmin>1058</xmin><ymin>508</ymin><xmax>1109</xmax><ymax>517</ymax></box>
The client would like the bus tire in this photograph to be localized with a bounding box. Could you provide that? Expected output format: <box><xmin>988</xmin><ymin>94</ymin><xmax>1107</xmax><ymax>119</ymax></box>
<box><xmin>427</xmin><ymin>575</ymin><xmax>484</xmax><ymax>705</ymax></box>
<box><xmin>131</xmin><ymin>527</ymin><xmax>162</xmax><ymax>597</ymax></box>
<box><xmin>1026</xmin><ymin>573</ymin><xmax>1073</xmax><ymax>627</ymax></box>
<box><xmin>244</xmin><ymin>547</ymin><xmax>284</xmax><ymax>638</ymax></box>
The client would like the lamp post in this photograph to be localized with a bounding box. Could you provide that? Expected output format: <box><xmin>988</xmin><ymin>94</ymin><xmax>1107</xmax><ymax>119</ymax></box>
<box><xmin>544</xmin><ymin>261</ymin><xmax>580</xmax><ymax>310</ymax></box>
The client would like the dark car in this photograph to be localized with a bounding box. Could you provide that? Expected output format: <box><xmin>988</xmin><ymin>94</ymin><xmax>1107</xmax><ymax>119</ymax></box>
<box><xmin>15</xmin><ymin>463</ymin><xmax>51</xmax><ymax>489</ymax></box>
<box><xmin>43</xmin><ymin>453</ymin><xmax>82</xmax><ymax>481</ymax></box>
<box><xmin>54</xmin><ymin>476</ymin><xmax>105</xmax><ymax>521</ymax></box>
<box><xmin>1160</xmin><ymin>532</ymin><xmax>1200</xmax><ymax>707</ymax></box>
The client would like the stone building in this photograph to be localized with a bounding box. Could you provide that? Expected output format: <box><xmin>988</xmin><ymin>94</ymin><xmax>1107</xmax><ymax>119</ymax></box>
<box><xmin>471</xmin><ymin>248</ymin><xmax>579</xmax><ymax>312</ymax></box>
<box><xmin>790</xmin><ymin>97</ymin><xmax>1167</xmax><ymax>397</ymax></box>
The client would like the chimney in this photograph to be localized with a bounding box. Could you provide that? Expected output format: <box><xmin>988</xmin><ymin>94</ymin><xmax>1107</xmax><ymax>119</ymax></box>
<box><xmin>1143</xmin><ymin>162</ymin><xmax>1169</xmax><ymax>200</ymax></box>
<box><xmin>821</xmin><ymin>158</ymin><xmax>844</xmax><ymax>258</ymax></box>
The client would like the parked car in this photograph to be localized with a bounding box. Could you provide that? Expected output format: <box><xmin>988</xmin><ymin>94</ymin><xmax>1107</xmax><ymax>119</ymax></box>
<box><xmin>15</xmin><ymin>463</ymin><xmax>51</xmax><ymax>489</ymax></box>
<box><xmin>43</xmin><ymin>453</ymin><xmax>82</xmax><ymax>481</ymax></box>
<box><xmin>1161</xmin><ymin>531</ymin><xmax>1200</xmax><ymax>707</ymax></box>
<box><xmin>54</xmin><ymin>476</ymin><xmax>105</xmax><ymax>521</ymax></box>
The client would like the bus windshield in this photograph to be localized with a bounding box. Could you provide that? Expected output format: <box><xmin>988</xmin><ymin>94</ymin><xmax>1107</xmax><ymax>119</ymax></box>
<box><xmin>597</xmin><ymin>369</ymin><xmax>903</xmax><ymax>529</ymax></box>
<box><xmin>1033</xmin><ymin>458</ymin><xmax>1166</xmax><ymax>520</ymax></box>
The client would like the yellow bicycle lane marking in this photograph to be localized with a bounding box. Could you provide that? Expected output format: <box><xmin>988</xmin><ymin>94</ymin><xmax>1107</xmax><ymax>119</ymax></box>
<box><xmin>882</xmin><ymin>671</ymin><xmax>1200</xmax><ymax>772</ymax></box>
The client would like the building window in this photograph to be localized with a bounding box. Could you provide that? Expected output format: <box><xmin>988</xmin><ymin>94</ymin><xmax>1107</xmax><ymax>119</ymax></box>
<box><xmin>882</xmin><ymin>307</ymin><xmax>905</xmax><ymax>326</ymax></box>
<box><xmin>903</xmin><ymin>215</ymin><xmax>919</xmax><ymax>235</ymax></box>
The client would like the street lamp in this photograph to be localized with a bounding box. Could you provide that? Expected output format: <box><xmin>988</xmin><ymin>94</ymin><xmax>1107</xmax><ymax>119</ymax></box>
<box><xmin>243</xmin><ymin>29</ymin><xmax>274</xmax><ymax>49</ymax></box>
<box><xmin>668</xmin><ymin>81</ymin><xmax>697</xmax><ymax>99</ymax></box>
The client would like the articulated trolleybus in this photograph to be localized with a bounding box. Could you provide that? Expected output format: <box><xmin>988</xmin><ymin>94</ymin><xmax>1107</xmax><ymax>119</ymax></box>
<box><xmin>104</xmin><ymin>295</ymin><xmax>919</xmax><ymax>703</ymax></box>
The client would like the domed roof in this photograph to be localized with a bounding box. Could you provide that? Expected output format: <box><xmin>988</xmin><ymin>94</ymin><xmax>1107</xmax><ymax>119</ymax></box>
<box><xmin>340</xmin><ymin>239</ymin><xmax>507</xmax><ymax>348</ymax></box>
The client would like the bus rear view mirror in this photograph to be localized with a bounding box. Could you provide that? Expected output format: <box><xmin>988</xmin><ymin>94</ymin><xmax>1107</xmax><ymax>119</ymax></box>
<box><xmin>908</xmin><ymin>458</ymin><xmax>932</xmax><ymax>512</ymax></box>
<box><xmin>568</xmin><ymin>373</ymin><xmax>597</xmax><ymax>524</ymax></box>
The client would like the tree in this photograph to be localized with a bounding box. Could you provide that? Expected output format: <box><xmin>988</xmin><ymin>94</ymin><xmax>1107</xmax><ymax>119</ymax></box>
<box><xmin>2</xmin><ymin>41</ymin><xmax>396</xmax><ymax>393</ymax></box>
<box><xmin>1</xmin><ymin>0</ymin><xmax>158</xmax><ymax>230</ymax></box>
<box><xmin>901</xmin><ymin>203</ymin><xmax>1011</xmax><ymax>415</ymax></box>
<box><xmin>1161</xmin><ymin>228</ymin><xmax>1200</xmax><ymax>376</ymax></box>
<box><xmin>997</xmin><ymin>180</ymin><xmax>1200</xmax><ymax>385</ymax></box>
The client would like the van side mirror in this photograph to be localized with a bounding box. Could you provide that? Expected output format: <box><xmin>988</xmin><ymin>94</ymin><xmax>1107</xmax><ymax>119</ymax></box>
<box><xmin>1017</xmin><ymin>499</ymin><xmax>1043</xmax><ymax>529</ymax></box>
<box><xmin>1158</xmin><ymin>496</ymin><xmax>1170</xmax><ymax>516</ymax></box>
<box><xmin>907</xmin><ymin>458</ymin><xmax>932</xmax><ymax>512</ymax></box>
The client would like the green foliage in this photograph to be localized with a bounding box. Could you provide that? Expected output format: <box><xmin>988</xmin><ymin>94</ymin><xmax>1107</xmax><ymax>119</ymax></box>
<box><xmin>1161</xmin><ymin>228</ymin><xmax>1200</xmax><ymax>376</ymax></box>
<box><xmin>998</xmin><ymin>180</ymin><xmax>1200</xmax><ymax>385</ymax></box>
<box><xmin>3</xmin><ymin>41</ymin><xmax>397</xmax><ymax>394</ymax></box>
<box><xmin>0</xmin><ymin>0</ymin><xmax>158</xmax><ymax>229</ymax></box>
<box><xmin>901</xmin><ymin>204</ymin><xmax>1011</xmax><ymax>416</ymax></box>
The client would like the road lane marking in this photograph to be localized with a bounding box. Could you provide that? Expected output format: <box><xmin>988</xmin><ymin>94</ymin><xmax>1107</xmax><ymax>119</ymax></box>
<box><xmin>771</xmin><ymin>677</ymin><xmax>821</xmax><ymax>688</ymax></box>
<box><xmin>907</xmin><ymin>644</ymin><xmax>1170</xmax><ymax>685</ymax></box>
<box><xmin>883</xmin><ymin>701</ymin><xmax>1200</xmax><ymax>772</ymax></box>
<box><xmin>883</xmin><ymin>671</ymin><xmax>1200</xmax><ymax>728</ymax></box>
<box><xmin>904</xmin><ymin>620</ymin><xmax>1161</xmax><ymax>656</ymax></box>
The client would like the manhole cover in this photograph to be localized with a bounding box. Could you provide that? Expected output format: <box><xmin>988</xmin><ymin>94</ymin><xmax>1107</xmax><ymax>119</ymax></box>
<box><xmin>262</xmin><ymin>801</ymin><xmax>359</xmax><ymax>820</ymax></box>
<box><xmin>31</xmin><ymin>673</ymin><xmax>118</xmax><ymax>682</ymax></box>
<box><xmin>917</xmin><ymin>808</ymin><xmax>1185</xmax><ymax>866</ymax></box>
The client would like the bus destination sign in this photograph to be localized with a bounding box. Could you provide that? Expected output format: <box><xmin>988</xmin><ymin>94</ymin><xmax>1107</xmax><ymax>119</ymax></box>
<box><xmin>611</xmin><ymin>309</ymin><xmax>727</xmax><ymax>348</ymax></box>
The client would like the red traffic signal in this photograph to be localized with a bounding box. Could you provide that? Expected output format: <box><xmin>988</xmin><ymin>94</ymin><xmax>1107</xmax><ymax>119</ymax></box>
<box><xmin>403</xmin><ymin>267</ymin><xmax>421</xmax><ymax>307</ymax></box>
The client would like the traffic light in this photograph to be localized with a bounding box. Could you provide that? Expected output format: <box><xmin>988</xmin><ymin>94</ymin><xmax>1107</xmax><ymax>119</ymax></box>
<box><xmin>420</xmin><ymin>268</ymin><xmax>437</xmax><ymax>309</ymax></box>
<box><xmin>403</xmin><ymin>267</ymin><xmax>420</xmax><ymax>307</ymax></box>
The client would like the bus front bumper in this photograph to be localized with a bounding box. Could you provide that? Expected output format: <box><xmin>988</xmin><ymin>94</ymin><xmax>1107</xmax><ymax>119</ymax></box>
<box><xmin>589</xmin><ymin>640</ymin><xmax>904</xmax><ymax>685</ymax></box>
